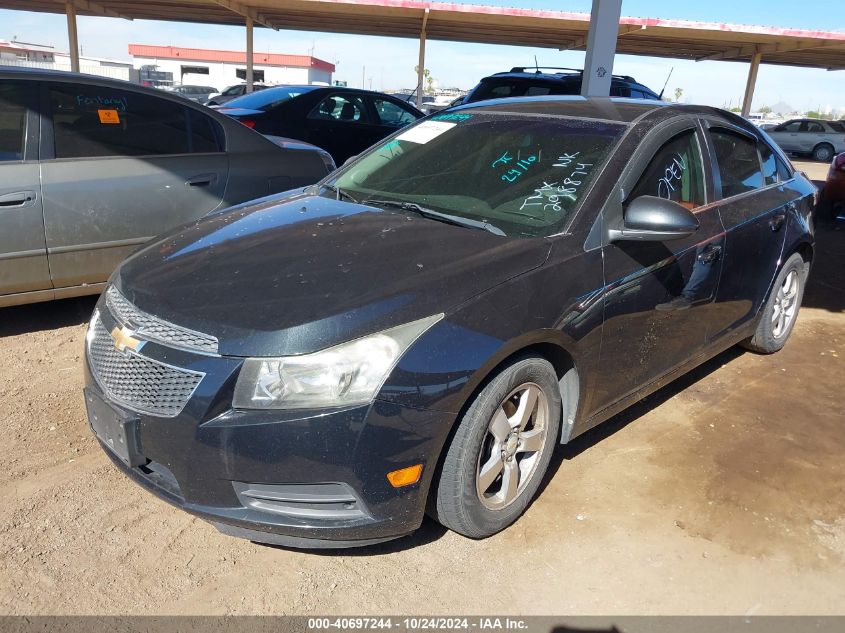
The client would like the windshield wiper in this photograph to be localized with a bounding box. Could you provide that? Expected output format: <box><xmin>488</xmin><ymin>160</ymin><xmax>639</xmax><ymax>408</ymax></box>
<box><xmin>364</xmin><ymin>199</ymin><xmax>506</xmax><ymax>236</ymax></box>
<box><xmin>321</xmin><ymin>183</ymin><xmax>359</xmax><ymax>204</ymax></box>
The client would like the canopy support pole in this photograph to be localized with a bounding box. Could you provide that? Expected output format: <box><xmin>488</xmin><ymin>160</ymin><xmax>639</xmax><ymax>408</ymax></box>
<box><xmin>65</xmin><ymin>2</ymin><xmax>80</xmax><ymax>73</ymax></box>
<box><xmin>580</xmin><ymin>0</ymin><xmax>622</xmax><ymax>97</ymax></box>
<box><xmin>416</xmin><ymin>8</ymin><xmax>430</xmax><ymax>109</ymax></box>
<box><xmin>245</xmin><ymin>16</ymin><xmax>254</xmax><ymax>93</ymax></box>
<box><xmin>741</xmin><ymin>49</ymin><xmax>762</xmax><ymax>117</ymax></box>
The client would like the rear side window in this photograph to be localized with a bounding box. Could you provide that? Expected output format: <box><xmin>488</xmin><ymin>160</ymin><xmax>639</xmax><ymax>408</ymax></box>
<box><xmin>805</xmin><ymin>121</ymin><xmax>825</xmax><ymax>133</ymax></box>
<box><xmin>628</xmin><ymin>129</ymin><xmax>706</xmax><ymax>209</ymax></box>
<box><xmin>0</xmin><ymin>82</ymin><xmax>28</xmax><ymax>162</ymax></box>
<box><xmin>776</xmin><ymin>157</ymin><xmax>792</xmax><ymax>181</ymax></box>
<box><xmin>710</xmin><ymin>129</ymin><xmax>764</xmax><ymax>198</ymax></box>
<box><xmin>50</xmin><ymin>83</ymin><xmax>214</xmax><ymax>158</ymax></box>
<box><xmin>759</xmin><ymin>143</ymin><xmax>778</xmax><ymax>186</ymax></box>
<box><xmin>187</xmin><ymin>109</ymin><xmax>223</xmax><ymax>152</ymax></box>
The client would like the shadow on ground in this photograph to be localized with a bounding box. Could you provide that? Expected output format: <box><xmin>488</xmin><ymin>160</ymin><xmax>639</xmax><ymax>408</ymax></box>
<box><xmin>0</xmin><ymin>295</ymin><xmax>97</xmax><ymax>339</ymax></box>
<box><xmin>801</xmin><ymin>226</ymin><xmax>845</xmax><ymax>313</ymax></box>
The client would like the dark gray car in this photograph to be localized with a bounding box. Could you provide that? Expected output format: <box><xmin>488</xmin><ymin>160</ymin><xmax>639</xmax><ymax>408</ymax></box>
<box><xmin>0</xmin><ymin>68</ymin><xmax>334</xmax><ymax>308</ymax></box>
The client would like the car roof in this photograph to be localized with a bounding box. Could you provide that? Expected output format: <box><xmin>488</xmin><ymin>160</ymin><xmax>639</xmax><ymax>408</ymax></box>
<box><xmin>484</xmin><ymin>70</ymin><xmax>642</xmax><ymax>84</ymax></box>
<box><xmin>452</xmin><ymin>95</ymin><xmax>740</xmax><ymax>127</ymax></box>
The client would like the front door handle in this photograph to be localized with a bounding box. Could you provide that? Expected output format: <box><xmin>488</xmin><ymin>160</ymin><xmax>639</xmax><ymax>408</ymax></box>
<box><xmin>185</xmin><ymin>174</ymin><xmax>217</xmax><ymax>187</ymax></box>
<box><xmin>699</xmin><ymin>245</ymin><xmax>722</xmax><ymax>264</ymax></box>
<box><xmin>769</xmin><ymin>213</ymin><xmax>786</xmax><ymax>232</ymax></box>
<box><xmin>0</xmin><ymin>190</ymin><xmax>36</xmax><ymax>208</ymax></box>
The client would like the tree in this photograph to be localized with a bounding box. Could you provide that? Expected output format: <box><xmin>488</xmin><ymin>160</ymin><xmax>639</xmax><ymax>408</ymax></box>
<box><xmin>729</xmin><ymin>106</ymin><xmax>741</xmax><ymax>113</ymax></box>
<box><xmin>673</xmin><ymin>87</ymin><xmax>684</xmax><ymax>102</ymax></box>
<box><xmin>759</xmin><ymin>105</ymin><xmax>772</xmax><ymax>115</ymax></box>
<box><xmin>414</xmin><ymin>65</ymin><xmax>432</xmax><ymax>93</ymax></box>
<box><xmin>806</xmin><ymin>110</ymin><xmax>823</xmax><ymax>119</ymax></box>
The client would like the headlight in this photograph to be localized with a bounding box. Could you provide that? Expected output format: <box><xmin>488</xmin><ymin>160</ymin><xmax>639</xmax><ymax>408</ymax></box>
<box><xmin>232</xmin><ymin>314</ymin><xmax>443</xmax><ymax>410</ymax></box>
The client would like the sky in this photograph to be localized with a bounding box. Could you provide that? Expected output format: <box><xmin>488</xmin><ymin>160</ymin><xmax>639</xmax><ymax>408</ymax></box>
<box><xmin>2</xmin><ymin>0</ymin><xmax>844</xmax><ymax>114</ymax></box>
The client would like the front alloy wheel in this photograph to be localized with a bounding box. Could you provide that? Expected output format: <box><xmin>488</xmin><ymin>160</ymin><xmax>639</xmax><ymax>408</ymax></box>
<box><xmin>430</xmin><ymin>355</ymin><xmax>562</xmax><ymax>539</ymax></box>
<box><xmin>476</xmin><ymin>383</ymin><xmax>549</xmax><ymax>510</ymax></box>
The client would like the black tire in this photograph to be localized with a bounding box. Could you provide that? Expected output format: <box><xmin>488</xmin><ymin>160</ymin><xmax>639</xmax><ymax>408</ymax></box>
<box><xmin>813</xmin><ymin>143</ymin><xmax>835</xmax><ymax>163</ymax></box>
<box><xmin>430</xmin><ymin>355</ymin><xmax>562</xmax><ymax>538</ymax></box>
<box><xmin>742</xmin><ymin>252</ymin><xmax>808</xmax><ymax>354</ymax></box>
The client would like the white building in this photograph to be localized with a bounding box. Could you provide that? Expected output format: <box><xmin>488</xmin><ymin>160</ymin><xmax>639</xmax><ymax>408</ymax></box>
<box><xmin>0</xmin><ymin>39</ymin><xmax>136</xmax><ymax>81</ymax></box>
<box><xmin>128</xmin><ymin>44</ymin><xmax>334</xmax><ymax>91</ymax></box>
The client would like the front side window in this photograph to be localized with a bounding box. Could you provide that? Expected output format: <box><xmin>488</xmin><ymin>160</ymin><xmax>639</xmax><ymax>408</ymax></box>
<box><xmin>372</xmin><ymin>98</ymin><xmax>418</xmax><ymax>126</ymax></box>
<box><xmin>329</xmin><ymin>113</ymin><xmax>625</xmax><ymax>237</ymax></box>
<box><xmin>0</xmin><ymin>82</ymin><xmax>27</xmax><ymax>162</ymax></box>
<box><xmin>711</xmin><ymin>129</ymin><xmax>764</xmax><ymax>198</ymax></box>
<box><xmin>309</xmin><ymin>94</ymin><xmax>367</xmax><ymax>123</ymax></box>
<box><xmin>627</xmin><ymin>130</ymin><xmax>706</xmax><ymax>209</ymax></box>
<box><xmin>778</xmin><ymin>121</ymin><xmax>801</xmax><ymax>133</ymax></box>
<box><xmin>50</xmin><ymin>83</ymin><xmax>194</xmax><ymax>158</ymax></box>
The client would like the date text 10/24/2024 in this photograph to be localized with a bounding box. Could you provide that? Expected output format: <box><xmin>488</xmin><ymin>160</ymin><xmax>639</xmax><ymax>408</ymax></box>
<box><xmin>307</xmin><ymin>617</ymin><xmax>530</xmax><ymax>631</ymax></box>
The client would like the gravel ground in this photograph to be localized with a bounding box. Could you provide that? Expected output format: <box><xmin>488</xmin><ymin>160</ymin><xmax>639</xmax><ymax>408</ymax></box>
<box><xmin>0</xmin><ymin>223</ymin><xmax>843</xmax><ymax>616</ymax></box>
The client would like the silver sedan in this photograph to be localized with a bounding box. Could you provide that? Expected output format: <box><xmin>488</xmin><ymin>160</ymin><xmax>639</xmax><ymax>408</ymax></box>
<box><xmin>766</xmin><ymin>118</ymin><xmax>845</xmax><ymax>162</ymax></box>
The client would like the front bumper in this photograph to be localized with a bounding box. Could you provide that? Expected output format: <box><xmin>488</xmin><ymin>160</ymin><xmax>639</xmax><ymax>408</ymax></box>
<box><xmin>83</xmin><ymin>305</ymin><xmax>455</xmax><ymax>549</ymax></box>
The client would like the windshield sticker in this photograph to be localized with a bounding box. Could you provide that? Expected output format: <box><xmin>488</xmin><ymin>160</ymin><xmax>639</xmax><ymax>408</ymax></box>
<box><xmin>395</xmin><ymin>120</ymin><xmax>456</xmax><ymax>144</ymax></box>
<box><xmin>432</xmin><ymin>112</ymin><xmax>473</xmax><ymax>122</ymax></box>
<box><xmin>97</xmin><ymin>109</ymin><xmax>121</xmax><ymax>125</ymax></box>
<box><xmin>76</xmin><ymin>94</ymin><xmax>128</xmax><ymax>112</ymax></box>
<box><xmin>657</xmin><ymin>153</ymin><xmax>687</xmax><ymax>199</ymax></box>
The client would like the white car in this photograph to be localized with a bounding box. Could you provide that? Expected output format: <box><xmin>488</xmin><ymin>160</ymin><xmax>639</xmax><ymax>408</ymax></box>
<box><xmin>766</xmin><ymin>119</ymin><xmax>845</xmax><ymax>162</ymax></box>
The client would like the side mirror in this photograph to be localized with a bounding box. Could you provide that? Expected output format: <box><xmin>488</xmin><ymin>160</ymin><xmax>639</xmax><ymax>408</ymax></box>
<box><xmin>609</xmin><ymin>195</ymin><xmax>699</xmax><ymax>242</ymax></box>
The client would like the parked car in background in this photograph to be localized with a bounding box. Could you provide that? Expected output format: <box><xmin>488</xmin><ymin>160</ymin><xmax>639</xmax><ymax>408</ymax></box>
<box><xmin>218</xmin><ymin>85</ymin><xmax>424</xmax><ymax>164</ymax></box>
<box><xmin>0</xmin><ymin>68</ymin><xmax>334</xmax><ymax>308</ymax></box>
<box><xmin>463</xmin><ymin>67</ymin><xmax>662</xmax><ymax>104</ymax></box>
<box><xmin>766</xmin><ymin>119</ymin><xmax>845</xmax><ymax>162</ymax></box>
<box><xmin>83</xmin><ymin>97</ymin><xmax>814</xmax><ymax>548</ymax></box>
<box><xmin>206</xmin><ymin>83</ymin><xmax>270</xmax><ymax>106</ymax></box>
<box><xmin>819</xmin><ymin>152</ymin><xmax>845</xmax><ymax>222</ymax></box>
<box><xmin>166</xmin><ymin>84</ymin><xmax>219</xmax><ymax>103</ymax></box>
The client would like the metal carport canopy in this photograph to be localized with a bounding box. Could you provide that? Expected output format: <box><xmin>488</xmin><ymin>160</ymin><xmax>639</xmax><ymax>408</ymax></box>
<box><xmin>7</xmin><ymin>0</ymin><xmax>845</xmax><ymax>69</ymax></box>
<box><xmin>5</xmin><ymin>0</ymin><xmax>845</xmax><ymax>114</ymax></box>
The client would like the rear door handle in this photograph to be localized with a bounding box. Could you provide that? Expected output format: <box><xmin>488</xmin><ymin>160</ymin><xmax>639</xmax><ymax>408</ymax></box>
<box><xmin>0</xmin><ymin>191</ymin><xmax>36</xmax><ymax>208</ymax></box>
<box><xmin>769</xmin><ymin>213</ymin><xmax>786</xmax><ymax>231</ymax></box>
<box><xmin>185</xmin><ymin>174</ymin><xmax>217</xmax><ymax>187</ymax></box>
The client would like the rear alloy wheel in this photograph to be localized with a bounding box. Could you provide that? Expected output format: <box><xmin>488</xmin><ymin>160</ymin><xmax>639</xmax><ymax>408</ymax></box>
<box><xmin>430</xmin><ymin>356</ymin><xmax>562</xmax><ymax>538</ymax></box>
<box><xmin>742</xmin><ymin>252</ymin><xmax>807</xmax><ymax>353</ymax></box>
<box><xmin>813</xmin><ymin>143</ymin><xmax>834</xmax><ymax>163</ymax></box>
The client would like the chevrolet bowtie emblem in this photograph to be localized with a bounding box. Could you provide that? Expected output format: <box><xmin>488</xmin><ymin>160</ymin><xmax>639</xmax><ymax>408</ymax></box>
<box><xmin>111</xmin><ymin>325</ymin><xmax>143</xmax><ymax>353</ymax></box>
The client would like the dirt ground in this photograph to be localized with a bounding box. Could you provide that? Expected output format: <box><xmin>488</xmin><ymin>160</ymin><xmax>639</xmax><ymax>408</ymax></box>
<box><xmin>1</xmin><ymin>191</ymin><xmax>843</xmax><ymax>615</ymax></box>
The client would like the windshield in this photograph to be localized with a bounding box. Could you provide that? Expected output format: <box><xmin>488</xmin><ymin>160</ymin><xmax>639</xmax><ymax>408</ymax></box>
<box><xmin>224</xmin><ymin>86</ymin><xmax>316</xmax><ymax>110</ymax></box>
<box><xmin>329</xmin><ymin>111</ymin><xmax>625</xmax><ymax>237</ymax></box>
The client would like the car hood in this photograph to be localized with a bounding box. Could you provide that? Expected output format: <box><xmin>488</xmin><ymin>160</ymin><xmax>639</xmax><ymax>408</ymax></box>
<box><xmin>115</xmin><ymin>193</ymin><xmax>551</xmax><ymax>357</ymax></box>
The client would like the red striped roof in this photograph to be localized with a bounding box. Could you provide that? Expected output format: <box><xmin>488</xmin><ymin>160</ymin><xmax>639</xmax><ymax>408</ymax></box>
<box><xmin>128</xmin><ymin>44</ymin><xmax>335</xmax><ymax>72</ymax></box>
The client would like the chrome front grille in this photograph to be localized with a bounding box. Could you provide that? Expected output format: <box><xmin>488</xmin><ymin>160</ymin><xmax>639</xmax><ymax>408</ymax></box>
<box><xmin>105</xmin><ymin>286</ymin><xmax>219</xmax><ymax>356</ymax></box>
<box><xmin>87</xmin><ymin>312</ymin><xmax>204</xmax><ymax>418</ymax></box>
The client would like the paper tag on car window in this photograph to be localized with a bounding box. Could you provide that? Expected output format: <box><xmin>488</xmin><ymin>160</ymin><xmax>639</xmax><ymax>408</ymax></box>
<box><xmin>98</xmin><ymin>109</ymin><xmax>120</xmax><ymax>124</ymax></box>
<box><xmin>396</xmin><ymin>120</ymin><xmax>455</xmax><ymax>144</ymax></box>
